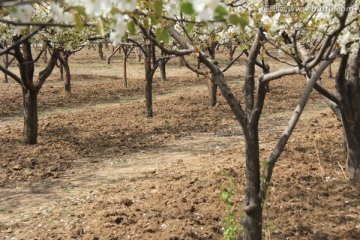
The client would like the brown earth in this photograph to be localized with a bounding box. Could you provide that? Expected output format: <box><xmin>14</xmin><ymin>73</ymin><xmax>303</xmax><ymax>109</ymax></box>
<box><xmin>0</xmin><ymin>49</ymin><xmax>359</xmax><ymax>240</ymax></box>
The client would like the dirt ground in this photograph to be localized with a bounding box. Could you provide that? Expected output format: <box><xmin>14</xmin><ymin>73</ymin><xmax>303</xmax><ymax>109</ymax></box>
<box><xmin>0</xmin><ymin>48</ymin><xmax>359</xmax><ymax>240</ymax></box>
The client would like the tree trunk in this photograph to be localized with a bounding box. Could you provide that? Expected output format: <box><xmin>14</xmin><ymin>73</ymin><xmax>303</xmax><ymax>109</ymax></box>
<box><xmin>342</xmin><ymin>121</ymin><xmax>360</xmax><ymax>180</ymax></box>
<box><xmin>123</xmin><ymin>49</ymin><xmax>128</xmax><ymax>88</ymax></box>
<box><xmin>59</xmin><ymin>62</ymin><xmax>64</xmax><ymax>79</ymax></box>
<box><xmin>43</xmin><ymin>47</ymin><xmax>48</xmax><ymax>63</ymax></box>
<box><xmin>3</xmin><ymin>54</ymin><xmax>9</xmax><ymax>83</ymax></box>
<box><xmin>229</xmin><ymin>50</ymin><xmax>234</xmax><ymax>62</ymax></box>
<box><xmin>159</xmin><ymin>59</ymin><xmax>167</xmax><ymax>82</ymax></box>
<box><xmin>145</xmin><ymin>42</ymin><xmax>153</xmax><ymax>117</ymax></box>
<box><xmin>208</xmin><ymin>77</ymin><xmax>218</xmax><ymax>106</ymax></box>
<box><xmin>197</xmin><ymin>58</ymin><xmax>201</xmax><ymax>78</ymax></box>
<box><xmin>22</xmin><ymin>88</ymin><xmax>38</xmax><ymax>144</ymax></box>
<box><xmin>328</xmin><ymin>64</ymin><xmax>333</xmax><ymax>78</ymax></box>
<box><xmin>179</xmin><ymin>56</ymin><xmax>185</xmax><ymax>66</ymax></box>
<box><xmin>136</xmin><ymin>47</ymin><xmax>142</xmax><ymax>62</ymax></box>
<box><xmin>338</xmin><ymin>48</ymin><xmax>360</xmax><ymax>180</ymax></box>
<box><xmin>145</xmin><ymin>63</ymin><xmax>153</xmax><ymax>117</ymax></box>
<box><xmin>229</xmin><ymin>46</ymin><xmax>237</xmax><ymax>62</ymax></box>
<box><xmin>98</xmin><ymin>43</ymin><xmax>104</xmax><ymax>60</ymax></box>
<box><xmin>63</xmin><ymin>57</ymin><xmax>71</xmax><ymax>94</ymax></box>
<box><xmin>243</xmin><ymin>125</ymin><xmax>263</xmax><ymax>240</ymax></box>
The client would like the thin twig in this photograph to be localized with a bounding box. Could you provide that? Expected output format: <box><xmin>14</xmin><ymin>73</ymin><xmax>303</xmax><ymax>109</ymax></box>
<box><xmin>337</xmin><ymin>161</ymin><xmax>347</xmax><ymax>179</ymax></box>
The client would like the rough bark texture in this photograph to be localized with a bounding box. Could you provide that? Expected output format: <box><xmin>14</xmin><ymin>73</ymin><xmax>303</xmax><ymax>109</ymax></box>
<box><xmin>22</xmin><ymin>88</ymin><xmax>38</xmax><ymax>144</ymax></box>
<box><xmin>338</xmin><ymin>48</ymin><xmax>360</xmax><ymax>180</ymax></box>
<box><xmin>243</xmin><ymin>125</ymin><xmax>263</xmax><ymax>240</ymax></box>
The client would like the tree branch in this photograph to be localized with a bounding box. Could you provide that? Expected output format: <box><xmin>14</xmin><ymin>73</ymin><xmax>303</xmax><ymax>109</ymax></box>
<box><xmin>222</xmin><ymin>50</ymin><xmax>245</xmax><ymax>73</ymax></box>
<box><xmin>180</xmin><ymin>56</ymin><xmax>207</xmax><ymax>76</ymax></box>
<box><xmin>259</xmin><ymin>50</ymin><xmax>339</xmax><ymax>202</ymax></box>
<box><xmin>261</xmin><ymin>67</ymin><xmax>305</xmax><ymax>83</ymax></box>
<box><xmin>0</xmin><ymin>64</ymin><xmax>21</xmax><ymax>84</ymax></box>
<box><xmin>36</xmin><ymin>48</ymin><xmax>59</xmax><ymax>89</ymax></box>
<box><xmin>244</xmin><ymin>30</ymin><xmax>263</xmax><ymax>114</ymax></box>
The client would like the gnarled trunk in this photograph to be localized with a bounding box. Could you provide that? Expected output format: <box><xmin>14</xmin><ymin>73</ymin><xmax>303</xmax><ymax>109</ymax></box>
<box><xmin>342</xmin><ymin>120</ymin><xmax>360</xmax><ymax>180</ymax></box>
<box><xmin>338</xmin><ymin>48</ymin><xmax>360</xmax><ymax>180</ymax></box>
<box><xmin>22</xmin><ymin>88</ymin><xmax>38</xmax><ymax>144</ymax></box>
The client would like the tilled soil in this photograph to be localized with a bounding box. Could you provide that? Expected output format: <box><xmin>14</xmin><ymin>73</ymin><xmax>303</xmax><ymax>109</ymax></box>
<box><xmin>0</xmin><ymin>50</ymin><xmax>359</xmax><ymax>239</ymax></box>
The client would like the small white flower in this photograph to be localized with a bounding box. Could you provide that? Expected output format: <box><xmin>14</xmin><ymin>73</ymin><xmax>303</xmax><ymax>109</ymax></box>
<box><xmin>109</xmin><ymin>14</ymin><xmax>126</xmax><ymax>44</ymax></box>
<box><xmin>261</xmin><ymin>14</ymin><xmax>271</xmax><ymax>26</ymax></box>
<box><xmin>11</xmin><ymin>4</ymin><xmax>33</xmax><ymax>22</ymax></box>
<box><xmin>118</xmin><ymin>0</ymin><xmax>137</xmax><ymax>12</ymax></box>
<box><xmin>192</xmin><ymin>0</ymin><xmax>221</xmax><ymax>21</ymax></box>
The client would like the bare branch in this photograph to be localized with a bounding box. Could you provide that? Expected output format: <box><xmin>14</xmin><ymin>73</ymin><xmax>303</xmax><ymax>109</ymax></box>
<box><xmin>0</xmin><ymin>64</ymin><xmax>21</xmax><ymax>84</ymax></box>
<box><xmin>244</xmin><ymin>30</ymin><xmax>263</xmax><ymax>113</ymax></box>
<box><xmin>222</xmin><ymin>50</ymin><xmax>245</xmax><ymax>73</ymax></box>
<box><xmin>260</xmin><ymin>67</ymin><xmax>305</xmax><ymax>83</ymax></box>
<box><xmin>259</xmin><ymin>50</ymin><xmax>339</xmax><ymax>202</ymax></box>
<box><xmin>37</xmin><ymin>48</ymin><xmax>59</xmax><ymax>89</ymax></box>
<box><xmin>181</xmin><ymin>56</ymin><xmax>207</xmax><ymax>76</ymax></box>
<box><xmin>265</xmin><ymin>49</ymin><xmax>297</xmax><ymax>67</ymax></box>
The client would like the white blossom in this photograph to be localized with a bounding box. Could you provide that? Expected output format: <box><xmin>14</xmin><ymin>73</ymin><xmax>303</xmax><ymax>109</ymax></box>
<box><xmin>117</xmin><ymin>0</ymin><xmax>137</xmax><ymax>12</ymax></box>
<box><xmin>191</xmin><ymin>0</ymin><xmax>221</xmax><ymax>21</ymax></box>
<box><xmin>109</xmin><ymin>14</ymin><xmax>126</xmax><ymax>44</ymax></box>
<box><xmin>10</xmin><ymin>4</ymin><xmax>33</xmax><ymax>22</ymax></box>
<box><xmin>50</xmin><ymin>3</ymin><xmax>72</xmax><ymax>23</ymax></box>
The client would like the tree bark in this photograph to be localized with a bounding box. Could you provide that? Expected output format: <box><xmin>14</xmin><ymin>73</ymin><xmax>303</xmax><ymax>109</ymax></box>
<box><xmin>228</xmin><ymin>45</ymin><xmax>237</xmax><ymax>62</ymax></box>
<box><xmin>43</xmin><ymin>46</ymin><xmax>48</xmax><ymax>63</ymax></box>
<box><xmin>63</xmin><ymin>57</ymin><xmax>71</xmax><ymax>94</ymax></box>
<box><xmin>208</xmin><ymin>77</ymin><xmax>218</xmax><ymax>106</ymax></box>
<box><xmin>243</xmin><ymin>125</ymin><xmax>262</xmax><ymax>240</ymax></box>
<box><xmin>59</xmin><ymin>62</ymin><xmax>64</xmax><ymax>79</ymax></box>
<box><xmin>159</xmin><ymin>50</ymin><xmax>168</xmax><ymax>82</ymax></box>
<box><xmin>123</xmin><ymin>48</ymin><xmax>128</xmax><ymax>88</ymax></box>
<box><xmin>342</xmin><ymin>120</ymin><xmax>360</xmax><ymax>180</ymax></box>
<box><xmin>145</xmin><ymin>41</ymin><xmax>153</xmax><ymax>117</ymax></box>
<box><xmin>22</xmin><ymin>88</ymin><xmax>38</xmax><ymax>144</ymax></box>
<box><xmin>338</xmin><ymin>48</ymin><xmax>360</xmax><ymax>180</ymax></box>
<box><xmin>159</xmin><ymin>60</ymin><xmax>166</xmax><ymax>82</ymax></box>
<box><xmin>3</xmin><ymin>53</ymin><xmax>9</xmax><ymax>83</ymax></box>
<box><xmin>98</xmin><ymin>42</ymin><xmax>104</xmax><ymax>60</ymax></box>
